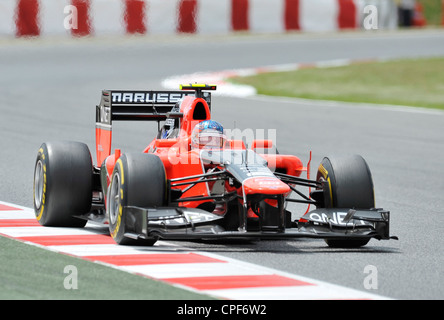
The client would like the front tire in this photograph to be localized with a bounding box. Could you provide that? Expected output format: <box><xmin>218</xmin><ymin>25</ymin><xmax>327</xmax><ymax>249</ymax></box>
<box><xmin>317</xmin><ymin>155</ymin><xmax>375</xmax><ymax>248</ymax></box>
<box><xmin>108</xmin><ymin>153</ymin><xmax>167</xmax><ymax>245</ymax></box>
<box><xmin>33</xmin><ymin>141</ymin><xmax>92</xmax><ymax>227</ymax></box>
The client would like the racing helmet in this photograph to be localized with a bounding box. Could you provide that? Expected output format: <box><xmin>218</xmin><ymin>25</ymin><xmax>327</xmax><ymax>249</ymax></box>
<box><xmin>191</xmin><ymin>120</ymin><xmax>226</xmax><ymax>150</ymax></box>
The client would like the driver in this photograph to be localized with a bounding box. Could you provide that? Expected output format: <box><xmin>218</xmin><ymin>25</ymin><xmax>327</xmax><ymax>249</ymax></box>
<box><xmin>191</xmin><ymin>120</ymin><xmax>226</xmax><ymax>150</ymax></box>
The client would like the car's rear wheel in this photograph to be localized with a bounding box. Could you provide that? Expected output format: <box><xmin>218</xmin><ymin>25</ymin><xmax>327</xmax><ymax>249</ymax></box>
<box><xmin>316</xmin><ymin>155</ymin><xmax>375</xmax><ymax>248</ymax></box>
<box><xmin>107</xmin><ymin>153</ymin><xmax>167</xmax><ymax>245</ymax></box>
<box><xmin>33</xmin><ymin>141</ymin><xmax>92</xmax><ymax>227</ymax></box>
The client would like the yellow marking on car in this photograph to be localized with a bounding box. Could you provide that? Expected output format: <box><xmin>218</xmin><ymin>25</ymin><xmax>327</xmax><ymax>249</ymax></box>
<box><xmin>319</xmin><ymin>164</ymin><xmax>333</xmax><ymax>206</ymax></box>
<box><xmin>116</xmin><ymin>159</ymin><xmax>124</xmax><ymax>185</ymax></box>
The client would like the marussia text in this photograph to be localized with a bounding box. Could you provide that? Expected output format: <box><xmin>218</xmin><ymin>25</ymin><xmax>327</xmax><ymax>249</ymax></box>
<box><xmin>111</xmin><ymin>92</ymin><xmax>189</xmax><ymax>104</ymax></box>
<box><xmin>177</xmin><ymin>304</ymin><xmax>267</xmax><ymax>317</ymax></box>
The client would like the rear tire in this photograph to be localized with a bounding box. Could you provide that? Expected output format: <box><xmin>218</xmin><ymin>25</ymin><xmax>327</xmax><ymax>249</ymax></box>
<box><xmin>33</xmin><ymin>141</ymin><xmax>92</xmax><ymax>227</ymax></box>
<box><xmin>317</xmin><ymin>155</ymin><xmax>375</xmax><ymax>248</ymax></box>
<box><xmin>107</xmin><ymin>153</ymin><xmax>167</xmax><ymax>245</ymax></box>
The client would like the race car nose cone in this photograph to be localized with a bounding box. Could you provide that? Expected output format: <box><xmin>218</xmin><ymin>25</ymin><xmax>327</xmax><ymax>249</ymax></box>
<box><xmin>242</xmin><ymin>177</ymin><xmax>290</xmax><ymax>195</ymax></box>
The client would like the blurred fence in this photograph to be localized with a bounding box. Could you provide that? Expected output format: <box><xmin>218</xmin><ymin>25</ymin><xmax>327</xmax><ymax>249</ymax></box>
<box><xmin>0</xmin><ymin>0</ymin><xmax>432</xmax><ymax>38</ymax></box>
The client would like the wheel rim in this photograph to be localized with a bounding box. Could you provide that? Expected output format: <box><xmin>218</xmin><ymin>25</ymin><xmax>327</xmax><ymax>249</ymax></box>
<box><xmin>34</xmin><ymin>160</ymin><xmax>44</xmax><ymax>209</ymax></box>
<box><xmin>108</xmin><ymin>172</ymin><xmax>121</xmax><ymax>225</ymax></box>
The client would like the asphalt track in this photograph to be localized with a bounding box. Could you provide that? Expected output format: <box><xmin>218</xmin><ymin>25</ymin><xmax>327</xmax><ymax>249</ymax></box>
<box><xmin>1</xmin><ymin>29</ymin><xmax>444</xmax><ymax>300</ymax></box>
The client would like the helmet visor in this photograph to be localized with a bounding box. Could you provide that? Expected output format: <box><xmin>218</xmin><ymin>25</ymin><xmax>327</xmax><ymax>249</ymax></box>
<box><xmin>198</xmin><ymin>132</ymin><xmax>225</xmax><ymax>149</ymax></box>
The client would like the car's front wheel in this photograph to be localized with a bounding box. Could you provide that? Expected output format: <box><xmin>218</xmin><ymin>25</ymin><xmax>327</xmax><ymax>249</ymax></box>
<box><xmin>316</xmin><ymin>154</ymin><xmax>375</xmax><ymax>248</ymax></box>
<box><xmin>107</xmin><ymin>153</ymin><xmax>167</xmax><ymax>245</ymax></box>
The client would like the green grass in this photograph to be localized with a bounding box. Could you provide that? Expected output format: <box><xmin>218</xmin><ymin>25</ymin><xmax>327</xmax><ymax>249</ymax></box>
<box><xmin>231</xmin><ymin>57</ymin><xmax>444</xmax><ymax>110</ymax></box>
<box><xmin>418</xmin><ymin>0</ymin><xmax>443</xmax><ymax>26</ymax></box>
<box><xmin>0</xmin><ymin>235</ymin><xmax>212</xmax><ymax>300</ymax></box>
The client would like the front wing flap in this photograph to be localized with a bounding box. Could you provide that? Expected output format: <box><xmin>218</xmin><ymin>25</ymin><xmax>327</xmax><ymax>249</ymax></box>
<box><xmin>123</xmin><ymin>206</ymin><xmax>225</xmax><ymax>240</ymax></box>
<box><xmin>298</xmin><ymin>208</ymin><xmax>397</xmax><ymax>241</ymax></box>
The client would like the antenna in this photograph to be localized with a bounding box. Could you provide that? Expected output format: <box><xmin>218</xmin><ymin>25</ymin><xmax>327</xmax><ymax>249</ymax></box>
<box><xmin>179</xmin><ymin>84</ymin><xmax>217</xmax><ymax>99</ymax></box>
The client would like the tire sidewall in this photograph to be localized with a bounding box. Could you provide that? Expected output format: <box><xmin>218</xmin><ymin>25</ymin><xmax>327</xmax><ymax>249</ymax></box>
<box><xmin>34</xmin><ymin>144</ymin><xmax>50</xmax><ymax>225</ymax></box>
<box><xmin>108</xmin><ymin>157</ymin><xmax>127</xmax><ymax>244</ymax></box>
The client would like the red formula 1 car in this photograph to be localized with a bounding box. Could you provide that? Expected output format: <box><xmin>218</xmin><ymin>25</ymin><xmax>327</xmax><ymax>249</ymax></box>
<box><xmin>33</xmin><ymin>84</ymin><xmax>396</xmax><ymax>248</ymax></box>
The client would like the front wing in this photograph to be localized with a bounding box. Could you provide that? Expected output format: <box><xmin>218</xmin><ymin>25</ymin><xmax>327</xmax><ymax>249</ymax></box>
<box><xmin>121</xmin><ymin>206</ymin><xmax>397</xmax><ymax>242</ymax></box>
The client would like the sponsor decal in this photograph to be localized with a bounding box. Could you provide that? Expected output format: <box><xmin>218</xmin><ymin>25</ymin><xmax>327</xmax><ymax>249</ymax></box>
<box><xmin>308</xmin><ymin>210</ymin><xmax>371</xmax><ymax>226</ymax></box>
<box><xmin>111</xmin><ymin>92</ymin><xmax>189</xmax><ymax>104</ymax></box>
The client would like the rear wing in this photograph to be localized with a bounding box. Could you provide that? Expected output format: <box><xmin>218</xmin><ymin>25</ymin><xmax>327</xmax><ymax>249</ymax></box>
<box><xmin>96</xmin><ymin>89</ymin><xmax>212</xmax><ymax>124</ymax></box>
<box><xmin>95</xmin><ymin>84</ymin><xmax>216</xmax><ymax>165</ymax></box>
